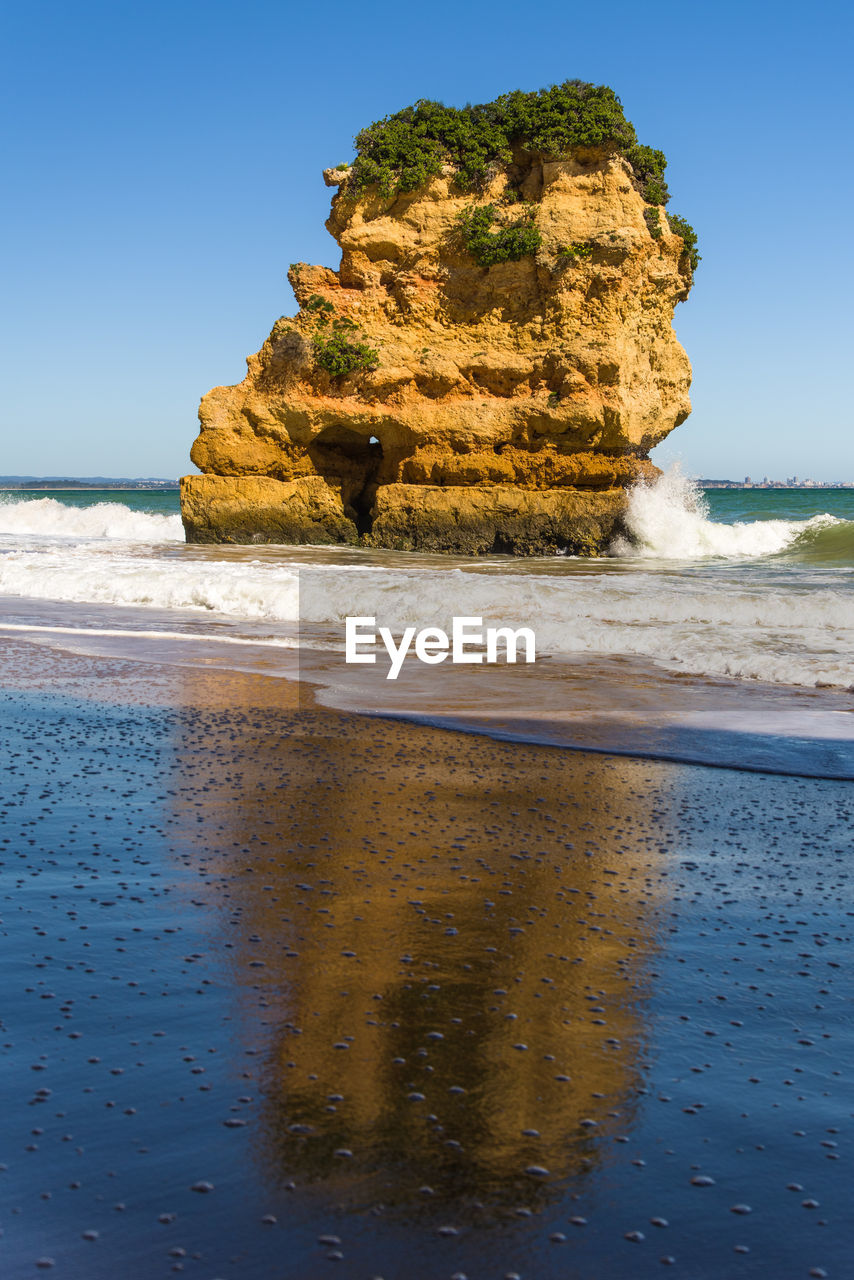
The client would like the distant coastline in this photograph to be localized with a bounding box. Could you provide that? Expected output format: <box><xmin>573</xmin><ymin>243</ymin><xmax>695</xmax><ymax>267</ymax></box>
<box><xmin>3</xmin><ymin>476</ymin><xmax>852</xmax><ymax>493</ymax></box>
<box><xmin>0</xmin><ymin>476</ymin><xmax>178</xmax><ymax>491</ymax></box>
<box><xmin>701</xmin><ymin>478</ymin><xmax>854</xmax><ymax>489</ymax></box>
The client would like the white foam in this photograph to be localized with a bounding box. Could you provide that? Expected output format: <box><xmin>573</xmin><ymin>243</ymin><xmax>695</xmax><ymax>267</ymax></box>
<box><xmin>0</xmin><ymin>622</ymin><xmax>297</xmax><ymax>648</ymax></box>
<box><xmin>614</xmin><ymin>467</ymin><xmax>839</xmax><ymax>559</ymax></box>
<box><xmin>296</xmin><ymin>568</ymin><xmax>854</xmax><ymax>689</ymax></box>
<box><xmin>0</xmin><ymin>552</ymin><xmax>301</xmax><ymax>620</ymax></box>
<box><xmin>0</xmin><ymin>497</ymin><xmax>182</xmax><ymax>542</ymax></box>
<box><xmin>0</xmin><ymin>488</ymin><xmax>851</xmax><ymax>692</ymax></box>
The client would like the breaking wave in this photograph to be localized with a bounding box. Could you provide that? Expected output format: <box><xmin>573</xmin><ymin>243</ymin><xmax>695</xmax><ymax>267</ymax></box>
<box><xmin>0</xmin><ymin>476</ymin><xmax>851</xmax><ymax>691</ymax></box>
<box><xmin>614</xmin><ymin>468</ymin><xmax>851</xmax><ymax>562</ymax></box>
<box><xmin>0</xmin><ymin>552</ymin><xmax>301</xmax><ymax>619</ymax></box>
<box><xmin>0</xmin><ymin>496</ymin><xmax>183</xmax><ymax>542</ymax></box>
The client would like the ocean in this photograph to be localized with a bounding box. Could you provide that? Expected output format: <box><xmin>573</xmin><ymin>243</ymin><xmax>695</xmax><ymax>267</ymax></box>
<box><xmin>1</xmin><ymin>471</ymin><xmax>853</xmax><ymax>775</ymax></box>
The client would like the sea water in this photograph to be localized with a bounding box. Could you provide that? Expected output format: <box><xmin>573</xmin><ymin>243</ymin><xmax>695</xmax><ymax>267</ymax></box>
<box><xmin>1</xmin><ymin>472</ymin><xmax>852</xmax><ymax>773</ymax></box>
<box><xmin>3</xmin><ymin>484</ymin><xmax>853</xmax><ymax>1279</ymax></box>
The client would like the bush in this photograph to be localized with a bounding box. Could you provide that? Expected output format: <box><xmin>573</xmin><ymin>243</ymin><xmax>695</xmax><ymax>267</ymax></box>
<box><xmin>304</xmin><ymin>293</ymin><xmax>335</xmax><ymax>320</ymax></box>
<box><xmin>457</xmin><ymin>204</ymin><xmax>542</xmax><ymax>267</ymax></box>
<box><xmin>342</xmin><ymin>81</ymin><xmax>698</xmax><ymax>273</ymax></box>
<box><xmin>666</xmin><ymin>213</ymin><xmax>700</xmax><ymax>272</ymax></box>
<box><xmin>313</xmin><ymin>328</ymin><xmax>379</xmax><ymax>377</ymax></box>
<box><xmin>644</xmin><ymin>207</ymin><xmax>663</xmax><ymax>240</ymax></box>
<box><xmin>301</xmin><ymin>297</ymin><xmax>379</xmax><ymax>376</ymax></box>
<box><xmin>557</xmin><ymin>241</ymin><xmax>593</xmax><ymax>263</ymax></box>
<box><xmin>625</xmin><ymin>144</ymin><xmax>669</xmax><ymax>206</ymax></box>
<box><xmin>348</xmin><ymin>81</ymin><xmax>646</xmax><ymax>197</ymax></box>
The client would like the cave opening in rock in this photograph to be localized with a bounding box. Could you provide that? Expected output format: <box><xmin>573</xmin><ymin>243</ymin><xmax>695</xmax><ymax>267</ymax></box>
<box><xmin>308</xmin><ymin>425</ymin><xmax>383</xmax><ymax>536</ymax></box>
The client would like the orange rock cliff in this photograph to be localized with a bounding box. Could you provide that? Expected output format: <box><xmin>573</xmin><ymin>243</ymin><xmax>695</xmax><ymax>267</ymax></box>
<box><xmin>182</xmin><ymin>85</ymin><xmax>695</xmax><ymax>555</ymax></box>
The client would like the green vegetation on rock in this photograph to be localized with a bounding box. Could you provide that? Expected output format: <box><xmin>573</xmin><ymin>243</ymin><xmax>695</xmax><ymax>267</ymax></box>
<box><xmin>556</xmin><ymin>241</ymin><xmax>593</xmax><ymax>264</ymax></box>
<box><xmin>313</xmin><ymin>329</ymin><xmax>380</xmax><ymax>377</ymax></box>
<box><xmin>343</xmin><ymin>80</ymin><xmax>699</xmax><ymax>271</ymax></box>
<box><xmin>642</xmin><ymin>208</ymin><xmax>699</xmax><ymax>274</ymax></box>
<box><xmin>348</xmin><ymin>81</ymin><xmax>664</xmax><ymax>202</ymax></box>
<box><xmin>624</xmin><ymin>144</ymin><xmax>669</xmax><ymax>207</ymax></box>
<box><xmin>644</xmin><ymin>206</ymin><xmax>663</xmax><ymax>240</ymax></box>
<box><xmin>303</xmin><ymin>294</ymin><xmax>379</xmax><ymax>377</ymax></box>
<box><xmin>304</xmin><ymin>293</ymin><xmax>334</xmax><ymax>318</ymax></box>
<box><xmin>667</xmin><ymin>213</ymin><xmax>700</xmax><ymax>272</ymax></box>
<box><xmin>456</xmin><ymin>204</ymin><xmax>542</xmax><ymax>267</ymax></box>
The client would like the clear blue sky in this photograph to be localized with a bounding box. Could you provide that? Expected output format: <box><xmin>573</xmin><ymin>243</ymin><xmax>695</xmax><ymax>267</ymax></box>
<box><xmin>1</xmin><ymin>0</ymin><xmax>851</xmax><ymax>480</ymax></box>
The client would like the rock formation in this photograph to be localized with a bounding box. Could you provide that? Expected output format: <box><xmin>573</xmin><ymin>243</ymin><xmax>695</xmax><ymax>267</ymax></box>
<box><xmin>182</xmin><ymin>86</ymin><xmax>694</xmax><ymax>554</ymax></box>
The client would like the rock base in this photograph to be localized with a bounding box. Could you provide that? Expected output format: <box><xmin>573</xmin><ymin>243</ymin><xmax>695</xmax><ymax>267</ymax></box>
<box><xmin>180</xmin><ymin>475</ymin><xmax>359</xmax><ymax>546</ymax></box>
<box><xmin>180</xmin><ymin>475</ymin><xmax>628</xmax><ymax>556</ymax></box>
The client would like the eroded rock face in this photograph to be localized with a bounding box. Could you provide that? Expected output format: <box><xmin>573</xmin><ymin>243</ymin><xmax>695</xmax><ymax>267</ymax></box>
<box><xmin>182</xmin><ymin>148</ymin><xmax>692</xmax><ymax>554</ymax></box>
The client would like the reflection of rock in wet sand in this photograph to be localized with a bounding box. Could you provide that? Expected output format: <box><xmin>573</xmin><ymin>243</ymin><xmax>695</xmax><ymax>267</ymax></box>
<box><xmin>169</xmin><ymin>668</ymin><xmax>672</xmax><ymax>1212</ymax></box>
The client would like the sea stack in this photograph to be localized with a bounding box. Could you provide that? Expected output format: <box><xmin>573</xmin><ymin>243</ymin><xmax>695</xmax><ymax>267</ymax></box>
<box><xmin>182</xmin><ymin>82</ymin><xmax>696</xmax><ymax>554</ymax></box>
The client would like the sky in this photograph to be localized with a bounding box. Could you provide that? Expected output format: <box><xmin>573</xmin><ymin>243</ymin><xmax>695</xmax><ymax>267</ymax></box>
<box><xmin>1</xmin><ymin>0</ymin><xmax>852</xmax><ymax>481</ymax></box>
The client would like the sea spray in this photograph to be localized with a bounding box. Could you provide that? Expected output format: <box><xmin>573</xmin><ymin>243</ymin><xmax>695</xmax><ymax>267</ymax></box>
<box><xmin>614</xmin><ymin>467</ymin><xmax>841</xmax><ymax>559</ymax></box>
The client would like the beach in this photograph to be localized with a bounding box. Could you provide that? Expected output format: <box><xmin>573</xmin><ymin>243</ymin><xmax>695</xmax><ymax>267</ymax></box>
<box><xmin>5</xmin><ymin>4</ymin><xmax>854</xmax><ymax>1275</ymax></box>
<box><xmin>1</xmin><ymin>636</ymin><xmax>852</xmax><ymax>1279</ymax></box>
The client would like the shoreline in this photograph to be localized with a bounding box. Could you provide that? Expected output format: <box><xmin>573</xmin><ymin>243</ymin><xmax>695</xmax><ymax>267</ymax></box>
<box><xmin>3</xmin><ymin>600</ymin><xmax>854</xmax><ymax>781</ymax></box>
<box><xmin>0</xmin><ymin>486</ymin><xmax>180</xmax><ymax>492</ymax></box>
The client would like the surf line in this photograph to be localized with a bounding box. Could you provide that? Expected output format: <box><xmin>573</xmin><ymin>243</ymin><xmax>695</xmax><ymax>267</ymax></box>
<box><xmin>345</xmin><ymin>615</ymin><xmax>536</xmax><ymax>681</ymax></box>
<box><xmin>0</xmin><ymin>623</ymin><xmax>297</xmax><ymax>648</ymax></box>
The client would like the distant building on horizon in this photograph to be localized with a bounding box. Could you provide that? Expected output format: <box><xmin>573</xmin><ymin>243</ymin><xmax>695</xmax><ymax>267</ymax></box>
<box><xmin>700</xmin><ymin>476</ymin><xmax>854</xmax><ymax>489</ymax></box>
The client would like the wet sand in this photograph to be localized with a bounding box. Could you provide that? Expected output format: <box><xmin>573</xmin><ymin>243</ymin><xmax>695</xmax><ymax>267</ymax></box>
<box><xmin>3</xmin><ymin>597</ymin><xmax>854</xmax><ymax>781</ymax></box>
<box><xmin>1</xmin><ymin>643</ymin><xmax>852</xmax><ymax>1279</ymax></box>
